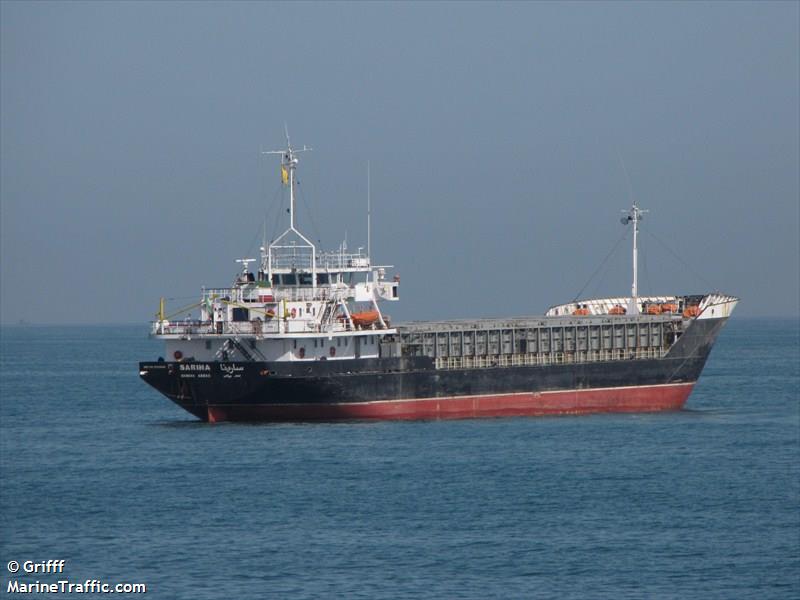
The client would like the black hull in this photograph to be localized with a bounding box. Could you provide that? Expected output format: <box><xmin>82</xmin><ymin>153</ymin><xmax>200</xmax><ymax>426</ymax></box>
<box><xmin>140</xmin><ymin>317</ymin><xmax>728</xmax><ymax>422</ymax></box>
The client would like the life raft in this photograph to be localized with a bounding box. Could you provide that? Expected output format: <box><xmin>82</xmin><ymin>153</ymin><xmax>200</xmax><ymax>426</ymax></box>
<box><xmin>646</xmin><ymin>304</ymin><xmax>662</xmax><ymax>315</ymax></box>
<box><xmin>683</xmin><ymin>305</ymin><xmax>701</xmax><ymax>318</ymax></box>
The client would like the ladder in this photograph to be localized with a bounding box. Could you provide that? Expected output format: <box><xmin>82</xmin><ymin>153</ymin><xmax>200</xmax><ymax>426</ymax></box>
<box><xmin>214</xmin><ymin>337</ymin><xmax>266</xmax><ymax>361</ymax></box>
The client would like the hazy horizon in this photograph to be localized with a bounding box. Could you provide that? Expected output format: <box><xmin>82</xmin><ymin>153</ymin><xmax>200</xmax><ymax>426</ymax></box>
<box><xmin>2</xmin><ymin>1</ymin><xmax>798</xmax><ymax>325</ymax></box>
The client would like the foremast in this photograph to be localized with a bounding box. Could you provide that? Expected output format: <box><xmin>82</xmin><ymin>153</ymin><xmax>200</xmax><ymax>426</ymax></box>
<box><xmin>621</xmin><ymin>200</ymin><xmax>648</xmax><ymax>315</ymax></box>
<box><xmin>547</xmin><ymin>201</ymin><xmax>738</xmax><ymax>319</ymax></box>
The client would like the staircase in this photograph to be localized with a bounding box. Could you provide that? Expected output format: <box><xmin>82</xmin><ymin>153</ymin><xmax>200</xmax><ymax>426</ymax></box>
<box><xmin>214</xmin><ymin>337</ymin><xmax>266</xmax><ymax>361</ymax></box>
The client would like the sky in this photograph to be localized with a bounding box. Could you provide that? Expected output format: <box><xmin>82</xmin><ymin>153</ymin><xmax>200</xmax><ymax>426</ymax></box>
<box><xmin>1</xmin><ymin>1</ymin><xmax>798</xmax><ymax>324</ymax></box>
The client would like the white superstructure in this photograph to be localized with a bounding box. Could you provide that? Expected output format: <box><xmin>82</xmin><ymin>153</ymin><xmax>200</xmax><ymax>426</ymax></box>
<box><xmin>151</xmin><ymin>136</ymin><xmax>399</xmax><ymax>363</ymax></box>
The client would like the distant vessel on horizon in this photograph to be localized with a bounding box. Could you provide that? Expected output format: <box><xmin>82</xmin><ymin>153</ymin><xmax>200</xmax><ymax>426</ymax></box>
<box><xmin>140</xmin><ymin>136</ymin><xmax>737</xmax><ymax>422</ymax></box>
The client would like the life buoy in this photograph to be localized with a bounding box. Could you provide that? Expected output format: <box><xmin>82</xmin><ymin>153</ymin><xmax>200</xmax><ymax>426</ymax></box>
<box><xmin>291</xmin><ymin>307</ymin><xmax>297</xmax><ymax>318</ymax></box>
<box><xmin>298</xmin><ymin>347</ymin><xmax>305</xmax><ymax>359</ymax></box>
<box><xmin>329</xmin><ymin>346</ymin><xmax>336</xmax><ymax>357</ymax></box>
<box><xmin>173</xmin><ymin>350</ymin><xmax>183</xmax><ymax>360</ymax></box>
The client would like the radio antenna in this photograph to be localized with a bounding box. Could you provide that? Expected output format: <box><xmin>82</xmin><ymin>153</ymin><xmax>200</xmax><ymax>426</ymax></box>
<box><xmin>367</xmin><ymin>160</ymin><xmax>371</xmax><ymax>259</ymax></box>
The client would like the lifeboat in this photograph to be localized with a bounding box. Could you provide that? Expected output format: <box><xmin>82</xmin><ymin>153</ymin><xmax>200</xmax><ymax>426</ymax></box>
<box><xmin>646</xmin><ymin>304</ymin><xmax>662</xmax><ymax>315</ymax></box>
<box><xmin>351</xmin><ymin>309</ymin><xmax>380</xmax><ymax>327</ymax></box>
<box><xmin>683</xmin><ymin>305</ymin><xmax>700</xmax><ymax>318</ymax></box>
<box><xmin>572</xmin><ymin>308</ymin><xmax>590</xmax><ymax>316</ymax></box>
<box><xmin>660</xmin><ymin>302</ymin><xmax>679</xmax><ymax>313</ymax></box>
<box><xmin>608</xmin><ymin>305</ymin><xmax>626</xmax><ymax>315</ymax></box>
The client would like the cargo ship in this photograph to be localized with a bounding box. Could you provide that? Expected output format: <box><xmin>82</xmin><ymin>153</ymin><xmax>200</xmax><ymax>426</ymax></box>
<box><xmin>139</xmin><ymin>138</ymin><xmax>737</xmax><ymax>422</ymax></box>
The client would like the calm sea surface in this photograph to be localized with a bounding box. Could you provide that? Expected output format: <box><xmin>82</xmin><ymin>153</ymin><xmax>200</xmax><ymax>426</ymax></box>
<box><xmin>1</xmin><ymin>319</ymin><xmax>798</xmax><ymax>599</ymax></box>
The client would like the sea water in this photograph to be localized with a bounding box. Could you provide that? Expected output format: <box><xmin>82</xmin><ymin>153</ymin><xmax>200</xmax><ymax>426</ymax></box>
<box><xmin>1</xmin><ymin>319</ymin><xmax>797</xmax><ymax>599</ymax></box>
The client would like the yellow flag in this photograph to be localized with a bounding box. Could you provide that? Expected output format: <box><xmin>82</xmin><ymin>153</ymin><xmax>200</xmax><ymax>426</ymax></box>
<box><xmin>281</xmin><ymin>166</ymin><xmax>289</xmax><ymax>185</ymax></box>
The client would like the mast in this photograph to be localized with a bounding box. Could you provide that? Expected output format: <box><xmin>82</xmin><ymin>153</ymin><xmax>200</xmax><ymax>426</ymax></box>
<box><xmin>632</xmin><ymin>202</ymin><xmax>639</xmax><ymax>311</ymax></box>
<box><xmin>262</xmin><ymin>131</ymin><xmax>315</xmax><ymax>287</ymax></box>
<box><xmin>621</xmin><ymin>200</ymin><xmax>647</xmax><ymax>315</ymax></box>
<box><xmin>263</xmin><ymin>130</ymin><xmax>312</xmax><ymax>234</ymax></box>
<box><xmin>288</xmin><ymin>146</ymin><xmax>297</xmax><ymax>230</ymax></box>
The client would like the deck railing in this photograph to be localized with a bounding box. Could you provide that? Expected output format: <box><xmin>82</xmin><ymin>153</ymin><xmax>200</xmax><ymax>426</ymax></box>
<box><xmin>202</xmin><ymin>286</ymin><xmax>346</xmax><ymax>304</ymax></box>
<box><xmin>268</xmin><ymin>251</ymin><xmax>371</xmax><ymax>271</ymax></box>
<box><xmin>150</xmin><ymin>317</ymin><xmax>383</xmax><ymax>337</ymax></box>
<box><xmin>151</xmin><ymin>320</ymin><xmax>283</xmax><ymax>336</ymax></box>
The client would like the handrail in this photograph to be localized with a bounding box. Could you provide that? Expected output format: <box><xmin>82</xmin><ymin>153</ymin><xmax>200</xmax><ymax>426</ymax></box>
<box><xmin>202</xmin><ymin>286</ymin><xmax>347</xmax><ymax>303</ymax></box>
<box><xmin>150</xmin><ymin>318</ymin><xmax>368</xmax><ymax>337</ymax></box>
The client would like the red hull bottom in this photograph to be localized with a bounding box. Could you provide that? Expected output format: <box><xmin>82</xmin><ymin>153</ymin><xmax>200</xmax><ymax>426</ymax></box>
<box><xmin>205</xmin><ymin>382</ymin><xmax>694</xmax><ymax>423</ymax></box>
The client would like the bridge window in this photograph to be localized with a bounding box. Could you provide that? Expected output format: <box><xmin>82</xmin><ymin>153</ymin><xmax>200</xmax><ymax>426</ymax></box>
<box><xmin>317</xmin><ymin>273</ymin><xmax>330</xmax><ymax>285</ymax></box>
<box><xmin>299</xmin><ymin>273</ymin><xmax>312</xmax><ymax>286</ymax></box>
